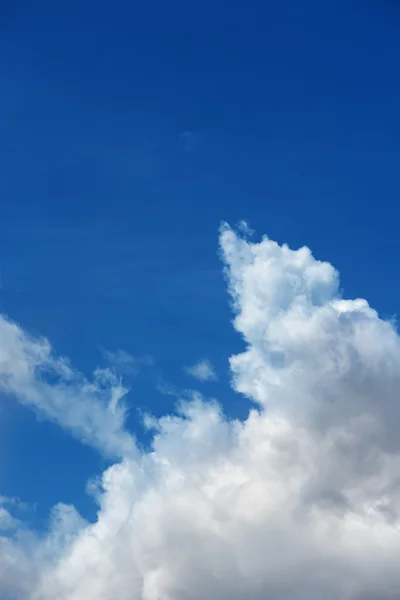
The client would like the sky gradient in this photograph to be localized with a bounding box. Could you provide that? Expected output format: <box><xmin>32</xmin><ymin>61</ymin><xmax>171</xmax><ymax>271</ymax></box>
<box><xmin>1</xmin><ymin>1</ymin><xmax>400</xmax><ymax>598</ymax></box>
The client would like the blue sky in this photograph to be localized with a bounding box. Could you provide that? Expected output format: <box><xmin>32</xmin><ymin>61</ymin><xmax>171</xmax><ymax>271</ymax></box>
<box><xmin>1</xmin><ymin>2</ymin><xmax>400</xmax><ymax>594</ymax></box>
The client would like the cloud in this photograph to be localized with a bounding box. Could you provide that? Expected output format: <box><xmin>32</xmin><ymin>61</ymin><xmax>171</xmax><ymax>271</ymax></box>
<box><xmin>0</xmin><ymin>317</ymin><xmax>135</xmax><ymax>458</ymax></box>
<box><xmin>101</xmin><ymin>348</ymin><xmax>153</xmax><ymax>377</ymax></box>
<box><xmin>236</xmin><ymin>220</ymin><xmax>254</xmax><ymax>238</ymax></box>
<box><xmin>0</xmin><ymin>507</ymin><xmax>19</xmax><ymax>531</ymax></box>
<box><xmin>3</xmin><ymin>224</ymin><xmax>400</xmax><ymax>599</ymax></box>
<box><xmin>185</xmin><ymin>359</ymin><xmax>218</xmax><ymax>382</ymax></box>
<box><xmin>0</xmin><ymin>497</ymin><xmax>29</xmax><ymax>531</ymax></box>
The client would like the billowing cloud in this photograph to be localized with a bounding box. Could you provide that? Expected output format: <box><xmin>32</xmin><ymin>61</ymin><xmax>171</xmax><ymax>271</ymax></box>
<box><xmin>185</xmin><ymin>359</ymin><xmax>218</xmax><ymax>382</ymax></box>
<box><xmin>2</xmin><ymin>224</ymin><xmax>400</xmax><ymax>599</ymax></box>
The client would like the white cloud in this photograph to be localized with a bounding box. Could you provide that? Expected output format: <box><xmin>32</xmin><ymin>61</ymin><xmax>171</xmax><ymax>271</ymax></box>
<box><xmin>0</xmin><ymin>497</ymin><xmax>28</xmax><ymax>531</ymax></box>
<box><xmin>0</xmin><ymin>507</ymin><xmax>19</xmax><ymax>531</ymax></box>
<box><xmin>236</xmin><ymin>219</ymin><xmax>254</xmax><ymax>237</ymax></box>
<box><xmin>0</xmin><ymin>317</ymin><xmax>135</xmax><ymax>458</ymax></box>
<box><xmin>3</xmin><ymin>224</ymin><xmax>400</xmax><ymax>599</ymax></box>
<box><xmin>185</xmin><ymin>359</ymin><xmax>218</xmax><ymax>382</ymax></box>
<box><xmin>101</xmin><ymin>349</ymin><xmax>153</xmax><ymax>377</ymax></box>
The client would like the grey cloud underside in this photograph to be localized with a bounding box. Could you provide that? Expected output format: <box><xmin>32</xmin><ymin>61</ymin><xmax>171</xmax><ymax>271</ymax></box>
<box><xmin>1</xmin><ymin>224</ymin><xmax>400</xmax><ymax>599</ymax></box>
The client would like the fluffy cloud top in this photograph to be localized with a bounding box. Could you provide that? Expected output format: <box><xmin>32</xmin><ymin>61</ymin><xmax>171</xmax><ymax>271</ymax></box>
<box><xmin>185</xmin><ymin>359</ymin><xmax>218</xmax><ymax>382</ymax></box>
<box><xmin>2</xmin><ymin>224</ymin><xmax>400</xmax><ymax>599</ymax></box>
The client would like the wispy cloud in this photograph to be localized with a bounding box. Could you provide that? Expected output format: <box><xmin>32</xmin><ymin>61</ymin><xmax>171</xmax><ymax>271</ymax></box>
<box><xmin>185</xmin><ymin>359</ymin><xmax>218</xmax><ymax>382</ymax></box>
<box><xmin>3</xmin><ymin>224</ymin><xmax>400</xmax><ymax>599</ymax></box>
<box><xmin>0</xmin><ymin>317</ymin><xmax>135</xmax><ymax>458</ymax></box>
<box><xmin>101</xmin><ymin>348</ymin><xmax>154</xmax><ymax>377</ymax></box>
<box><xmin>0</xmin><ymin>507</ymin><xmax>19</xmax><ymax>531</ymax></box>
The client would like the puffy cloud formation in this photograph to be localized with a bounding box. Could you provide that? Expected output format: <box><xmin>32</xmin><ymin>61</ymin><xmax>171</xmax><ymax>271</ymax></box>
<box><xmin>185</xmin><ymin>359</ymin><xmax>218</xmax><ymax>382</ymax></box>
<box><xmin>2</xmin><ymin>224</ymin><xmax>400</xmax><ymax>599</ymax></box>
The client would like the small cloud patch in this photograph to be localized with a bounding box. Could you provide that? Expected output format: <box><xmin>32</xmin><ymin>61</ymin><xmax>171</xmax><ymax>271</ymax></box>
<box><xmin>185</xmin><ymin>359</ymin><xmax>218</xmax><ymax>382</ymax></box>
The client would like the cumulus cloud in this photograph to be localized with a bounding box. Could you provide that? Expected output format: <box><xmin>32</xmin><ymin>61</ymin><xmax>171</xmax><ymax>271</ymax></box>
<box><xmin>0</xmin><ymin>317</ymin><xmax>135</xmax><ymax>458</ymax></box>
<box><xmin>185</xmin><ymin>359</ymin><xmax>218</xmax><ymax>382</ymax></box>
<box><xmin>2</xmin><ymin>223</ymin><xmax>400</xmax><ymax>599</ymax></box>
